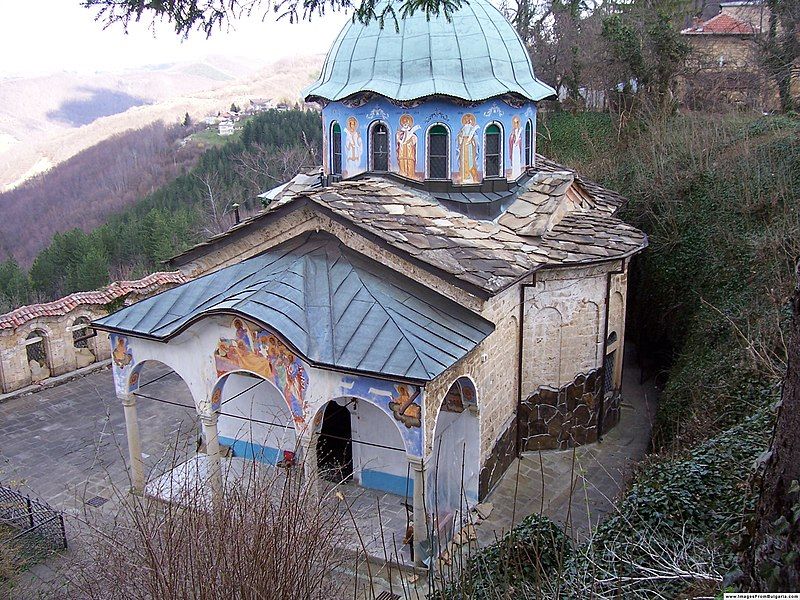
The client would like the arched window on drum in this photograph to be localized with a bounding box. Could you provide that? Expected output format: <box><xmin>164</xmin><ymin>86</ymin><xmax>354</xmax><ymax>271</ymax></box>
<box><xmin>330</xmin><ymin>121</ymin><xmax>342</xmax><ymax>176</ymax></box>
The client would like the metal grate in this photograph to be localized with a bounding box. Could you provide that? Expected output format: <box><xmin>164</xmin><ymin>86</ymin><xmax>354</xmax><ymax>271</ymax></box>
<box><xmin>72</xmin><ymin>318</ymin><xmax>90</xmax><ymax>349</ymax></box>
<box><xmin>25</xmin><ymin>331</ymin><xmax>47</xmax><ymax>366</ymax></box>
<box><xmin>85</xmin><ymin>495</ymin><xmax>108</xmax><ymax>508</ymax></box>
<box><xmin>0</xmin><ymin>485</ymin><xmax>67</xmax><ymax>557</ymax></box>
<box><xmin>375</xmin><ymin>592</ymin><xmax>401</xmax><ymax>600</ymax></box>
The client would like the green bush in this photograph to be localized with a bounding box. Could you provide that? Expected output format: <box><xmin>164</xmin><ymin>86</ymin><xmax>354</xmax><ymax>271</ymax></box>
<box><xmin>434</xmin><ymin>514</ymin><xmax>571</xmax><ymax>599</ymax></box>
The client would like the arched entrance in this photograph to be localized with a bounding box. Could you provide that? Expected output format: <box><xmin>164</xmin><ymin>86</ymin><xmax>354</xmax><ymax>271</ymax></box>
<box><xmin>428</xmin><ymin>377</ymin><xmax>479</xmax><ymax>544</ymax></box>
<box><xmin>316</xmin><ymin>400</ymin><xmax>353</xmax><ymax>482</ymax></box>
<box><xmin>215</xmin><ymin>371</ymin><xmax>299</xmax><ymax>466</ymax></box>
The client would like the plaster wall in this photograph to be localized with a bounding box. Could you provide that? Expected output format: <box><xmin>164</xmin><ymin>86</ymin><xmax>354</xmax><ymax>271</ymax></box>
<box><xmin>349</xmin><ymin>399</ymin><xmax>411</xmax><ymax>495</ymax></box>
<box><xmin>216</xmin><ymin>374</ymin><xmax>298</xmax><ymax>464</ymax></box>
<box><xmin>521</xmin><ymin>264</ymin><xmax>616</xmax><ymax>397</ymax></box>
<box><xmin>322</xmin><ymin>97</ymin><xmax>537</xmax><ymax>183</ymax></box>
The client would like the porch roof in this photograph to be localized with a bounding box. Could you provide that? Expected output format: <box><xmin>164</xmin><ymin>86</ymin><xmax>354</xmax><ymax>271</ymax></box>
<box><xmin>93</xmin><ymin>231</ymin><xmax>494</xmax><ymax>382</ymax></box>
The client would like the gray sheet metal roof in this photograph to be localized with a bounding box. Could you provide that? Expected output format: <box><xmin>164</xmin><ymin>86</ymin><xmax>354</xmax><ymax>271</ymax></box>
<box><xmin>94</xmin><ymin>231</ymin><xmax>493</xmax><ymax>382</ymax></box>
<box><xmin>303</xmin><ymin>0</ymin><xmax>556</xmax><ymax>102</ymax></box>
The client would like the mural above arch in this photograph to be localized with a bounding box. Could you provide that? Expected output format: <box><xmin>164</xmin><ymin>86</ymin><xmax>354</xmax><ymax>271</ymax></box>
<box><xmin>213</xmin><ymin>318</ymin><xmax>309</xmax><ymax>423</ymax></box>
<box><xmin>110</xmin><ymin>333</ymin><xmax>134</xmax><ymax>395</ymax></box>
<box><xmin>441</xmin><ymin>376</ymin><xmax>477</xmax><ymax>413</ymax></box>
<box><xmin>335</xmin><ymin>375</ymin><xmax>423</xmax><ymax>458</ymax></box>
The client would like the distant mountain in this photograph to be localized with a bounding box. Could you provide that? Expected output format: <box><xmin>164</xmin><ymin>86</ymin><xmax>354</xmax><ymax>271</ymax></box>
<box><xmin>0</xmin><ymin>54</ymin><xmax>323</xmax><ymax>191</ymax></box>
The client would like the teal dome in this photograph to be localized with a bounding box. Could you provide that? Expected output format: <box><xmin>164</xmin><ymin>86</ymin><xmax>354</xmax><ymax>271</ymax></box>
<box><xmin>304</xmin><ymin>0</ymin><xmax>556</xmax><ymax>103</ymax></box>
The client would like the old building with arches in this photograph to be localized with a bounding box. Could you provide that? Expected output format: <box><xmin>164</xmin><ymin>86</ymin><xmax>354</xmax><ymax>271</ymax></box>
<box><xmin>92</xmin><ymin>0</ymin><xmax>646</xmax><ymax>566</ymax></box>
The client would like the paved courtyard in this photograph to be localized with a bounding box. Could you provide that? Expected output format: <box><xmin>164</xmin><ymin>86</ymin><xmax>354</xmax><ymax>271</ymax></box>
<box><xmin>1</xmin><ymin>350</ymin><xmax>655</xmax><ymax>597</ymax></box>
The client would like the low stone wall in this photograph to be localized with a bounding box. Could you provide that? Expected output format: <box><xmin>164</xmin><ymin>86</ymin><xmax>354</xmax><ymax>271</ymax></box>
<box><xmin>518</xmin><ymin>368</ymin><xmax>619</xmax><ymax>451</ymax></box>
<box><xmin>0</xmin><ymin>273</ymin><xmax>187</xmax><ymax>395</ymax></box>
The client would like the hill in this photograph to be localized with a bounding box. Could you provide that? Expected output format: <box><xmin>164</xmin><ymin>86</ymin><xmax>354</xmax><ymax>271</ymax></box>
<box><xmin>0</xmin><ymin>121</ymin><xmax>207</xmax><ymax>267</ymax></box>
<box><xmin>0</xmin><ymin>55</ymin><xmax>323</xmax><ymax>191</ymax></box>
<box><xmin>0</xmin><ymin>108</ymin><xmax>322</xmax><ymax>309</ymax></box>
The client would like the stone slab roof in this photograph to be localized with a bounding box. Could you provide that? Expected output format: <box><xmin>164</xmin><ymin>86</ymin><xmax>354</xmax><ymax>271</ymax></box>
<box><xmin>95</xmin><ymin>232</ymin><xmax>493</xmax><ymax>383</ymax></box>
<box><xmin>169</xmin><ymin>156</ymin><xmax>646</xmax><ymax>297</ymax></box>
<box><xmin>0</xmin><ymin>272</ymin><xmax>187</xmax><ymax>331</ymax></box>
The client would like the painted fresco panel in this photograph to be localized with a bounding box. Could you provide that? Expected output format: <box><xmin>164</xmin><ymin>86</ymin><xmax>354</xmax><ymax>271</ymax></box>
<box><xmin>109</xmin><ymin>316</ymin><xmax>424</xmax><ymax>458</ymax></box>
<box><xmin>322</xmin><ymin>97</ymin><xmax>537</xmax><ymax>184</ymax></box>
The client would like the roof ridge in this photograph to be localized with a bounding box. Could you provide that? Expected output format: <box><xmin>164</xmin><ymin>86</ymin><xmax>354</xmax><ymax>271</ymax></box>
<box><xmin>327</xmin><ymin>240</ymin><xmax>435</xmax><ymax>378</ymax></box>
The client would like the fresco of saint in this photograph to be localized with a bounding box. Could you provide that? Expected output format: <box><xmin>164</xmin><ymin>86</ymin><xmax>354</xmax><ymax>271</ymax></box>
<box><xmin>344</xmin><ymin>116</ymin><xmax>363</xmax><ymax>177</ymax></box>
<box><xmin>214</xmin><ymin>320</ymin><xmax>309</xmax><ymax>423</ymax></box>
<box><xmin>509</xmin><ymin>115</ymin><xmax>524</xmax><ymax>179</ymax></box>
<box><xmin>456</xmin><ymin>113</ymin><xmax>479</xmax><ymax>184</ymax></box>
<box><xmin>395</xmin><ymin>114</ymin><xmax>419</xmax><ymax>178</ymax></box>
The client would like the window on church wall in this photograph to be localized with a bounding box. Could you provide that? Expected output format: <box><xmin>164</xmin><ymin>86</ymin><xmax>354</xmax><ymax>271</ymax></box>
<box><xmin>72</xmin><ymin>317</ymin><xmax>91</xmax><ymax>349</ymax></box>
<box><xmin>525</xmin><ymin>120</ymin><xmax>533</xmax><ymax>166</ymax></box>
<box><xmin>427</xmin><ymin>124</ymin><xmax>450</xmax><ymax>179</ymax></box>
<box><xmin>484</xmin><ymin>123</ymin><xmax>502</xmax><ymax>177</ymax></box>
<box><xmin>331</xmin><ymin>121</ymin><xmax>342</xmax><ymax>176</ymax></box>
<box><xmin>25</xmin><ymin>330</ymin><xmax>48</xmax><ymax>368</ymax></box>
<box><xmin>370</xmin><ymin>122</ymin><xmax>389</xmax><ymax>171</ymax></box>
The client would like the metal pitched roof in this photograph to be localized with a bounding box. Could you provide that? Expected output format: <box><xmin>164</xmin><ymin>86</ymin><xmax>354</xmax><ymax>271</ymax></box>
<box><xmin>94</xmin><ymin>231</ymin><xmax>493</xmax><ymax>382</ymax></box>
<box><xmin>303</xmin><ymin>0</ymin><xmax>556</xmax><ymax>103</ymax></box>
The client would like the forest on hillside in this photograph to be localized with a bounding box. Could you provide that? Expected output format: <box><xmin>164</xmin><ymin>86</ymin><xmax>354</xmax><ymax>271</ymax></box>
<box><xmin>0</xmin><ymin>121</ymin><xmax>203</xmax><ymax>267</ymax></box>
<box><xmin>0</xmin><ymin>109</ymin><xmax>322</xmax><ymax>310</ymax></box>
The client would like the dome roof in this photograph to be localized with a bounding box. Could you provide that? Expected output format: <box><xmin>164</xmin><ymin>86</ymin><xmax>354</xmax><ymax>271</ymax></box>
<box><xmin>303</xmin><ymin>0</ymin><xmax>556</xmax><ymax>103</ymax></box>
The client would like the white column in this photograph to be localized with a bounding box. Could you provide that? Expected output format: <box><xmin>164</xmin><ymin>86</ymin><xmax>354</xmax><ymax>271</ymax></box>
<box><xmin>121</xmin><ymin>394</ymin><xmax>145</xmax><ymax>494</ymax></box>
<box><xmin>200</xmin><ymin>413</ymin><xmax>223</xmax><ymax>507</ymax></box>
<box><xmin>410</xmin><ymin>458</ymin><xmax>428</xmax><ymax>567</ymax></box>
<box><xmin>300</xmin><ymin>431</ymin><xmax>320</xmax><ymax>498</ymax></box>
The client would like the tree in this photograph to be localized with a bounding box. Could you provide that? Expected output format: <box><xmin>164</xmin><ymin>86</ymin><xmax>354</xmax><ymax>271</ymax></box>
<box><xmin>0</xmin><ymin>258</ymin><xmax>29</xmax><ymax>310</ymax></box>
<box><xmin>740</xmin><ymin>261</ymin><xmax>800</xmax><ymax>591</ymax></box>
<box><xmin>182</xmin><ymin>111</ymin><xmax>192</xmax><ymax>127</ymax></box>
<box><xmin>601</xmin><ymin>1</ymin><xmax>691</xmax><ymax>112</ymax></box>
<box><xmin>230</xmin><ymin>102</ymin><xmax>240</xmax><ymax>114</ymax></box>
<box><xmin>758</xmin><ymin>0</ymin><xmax>800</xmax><ymax>113</ymax></box>
<box><xmin>82</xmin><ymin>0</ymin><xmax>465</xmax><ymax>36</ymax></box>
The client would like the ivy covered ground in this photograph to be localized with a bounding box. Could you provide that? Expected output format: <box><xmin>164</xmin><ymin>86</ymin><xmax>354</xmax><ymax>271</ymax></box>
<box><xmin>438</xmin><ymin>110</ymin><xmax>799</xmax><ymax>598</ymax></box>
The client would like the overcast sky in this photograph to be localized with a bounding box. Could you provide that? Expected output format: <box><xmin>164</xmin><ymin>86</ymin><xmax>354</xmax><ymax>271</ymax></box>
<box><xmin>0</xmin><ymin>1</ymin><xmax>349</xmax><ymax>77</ymax></box>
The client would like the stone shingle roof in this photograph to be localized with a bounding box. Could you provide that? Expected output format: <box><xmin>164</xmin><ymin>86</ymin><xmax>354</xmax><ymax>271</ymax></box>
<box><xmin>0</xmin><ymin>272</ymin><xmax>187</xmax><ymax>331</ymax></box>
<box><xmin>170</xmin><ymin>156</ymin><xmax>646</xmax><ymax>297</ymax></box>
<box><xmin>283</xmin><ymin>177</ymin><xmax>645</xmax><ymax>293</ymax></box>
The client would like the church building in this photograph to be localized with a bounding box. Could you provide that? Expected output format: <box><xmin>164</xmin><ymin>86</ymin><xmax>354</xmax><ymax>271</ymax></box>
<box><xmin>92</xmin><ymin>0</ymin><xmax>647</xmax><ymax>566</ymax></box>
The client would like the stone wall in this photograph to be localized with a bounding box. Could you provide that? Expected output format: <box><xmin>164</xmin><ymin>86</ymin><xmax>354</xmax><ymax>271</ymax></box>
<box><xmin>0</xmin><ymin>273</ymin><xmax>185</xmax><ymax>395</ymax></box>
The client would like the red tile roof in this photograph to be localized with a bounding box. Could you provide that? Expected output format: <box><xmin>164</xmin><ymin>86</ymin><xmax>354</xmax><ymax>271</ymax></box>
<box><xmin>0</xmin><ymin>272</ymin><xmax>188</xmax><ymax>330</ymax></box>
<box><xmin>682</xmin><ymin>13</ymin><xmax>757</xmax><ymax>35</ymax></box>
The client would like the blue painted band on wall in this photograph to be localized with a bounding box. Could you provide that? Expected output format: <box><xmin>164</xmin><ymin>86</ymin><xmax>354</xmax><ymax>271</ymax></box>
<box><xmin>218</xmin><ymin>436</ymin><xmax>281</xmax><ymax>465</ymax></box>
<box><xmin>361</xmin><ymin>469</ymin><xmax>414</xmax><ymax>497</ymax></box>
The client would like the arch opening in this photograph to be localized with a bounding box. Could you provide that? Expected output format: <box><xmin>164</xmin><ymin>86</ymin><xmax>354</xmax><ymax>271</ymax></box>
<box><xmin>215</xmin><ymin>371</ymin><xmax>299</xmax><ymax>466</ymax></box>
<box><xmin>370</xmin><ymin>122</ymin><xmax>389</xmax><ymax>171</ymax></box>
<box><xmin>525</xmin><ymin>119</ymin><xmax>533</xmax><ymax>166</ymax></box>
<box><xmin>484</xmin><ymin>123</ymin><xmax>502</xmax><ymax>177</ymax></box>
<box><xmin>316</xmin><ymin>400</ymin><xmax>353</xmax><ymax>482</ymax></box>
<box><xmin>313</xmin><ymin>395</ymin><xmax>412</xmax><ymax>496</ymax></box>
<box><xmin>330</xmin><ymin>121</ymin><xmax>342</xmax><ymax>176</ymax></box>
<box><xmin>25</xmin><ymin>329</ymin><xmax>50</xmax><ymax>382</ymax></box>
<box><xmin>71</xmin><ymin>317</ymin><xmax>97</xmax><ymax>367</ymax></box>
<box><xmin>427</xmin><ymin>376</ymin><xmax>479</xmax><ymax>547</ymax></box>
<box><xmin>427</xmin><ymin>124</ymin><xmax>450</xmax><ymax>179</ymax></box>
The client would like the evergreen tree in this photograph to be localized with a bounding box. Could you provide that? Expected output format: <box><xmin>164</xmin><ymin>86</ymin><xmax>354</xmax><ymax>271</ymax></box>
<box><xmin>0</xmin><ymin>258</ymin><xmax>30</xmax><ymax>307</ymax></box>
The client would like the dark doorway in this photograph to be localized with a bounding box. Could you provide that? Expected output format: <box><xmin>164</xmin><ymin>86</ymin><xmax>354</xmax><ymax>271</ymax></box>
<box><xmin>317</xmin><ymin>401</ymin><xmax>353</xmax><ymax>482</ymax></box>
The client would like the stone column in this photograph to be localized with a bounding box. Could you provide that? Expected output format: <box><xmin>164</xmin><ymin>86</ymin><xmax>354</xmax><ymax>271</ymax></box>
<box><xmin>410</xmin><ymin>458</ymin><xmax>428</xmax><ymax>567</ymax></box>
<box><xmin>121</xmin><ymin>394</ymin><xmax>145</xmax><ymax>494</ymax></box>
<box><xmin>200</xmin><ymin>413</ymin><xmax>223</xmax><ymax>507</ymax></box>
